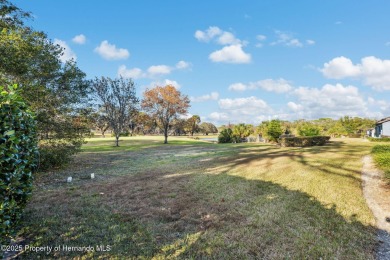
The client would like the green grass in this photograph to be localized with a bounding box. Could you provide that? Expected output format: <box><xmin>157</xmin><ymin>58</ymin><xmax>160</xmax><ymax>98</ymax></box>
<box><xmin>11</xmin><ymin>136</ymin><xmax>378</xmax><ymax>259</ymax></box>
<box><xmin>372</xmin><ymin>144</ymin><xmax>390</xmax><ymax>179</ymax></box>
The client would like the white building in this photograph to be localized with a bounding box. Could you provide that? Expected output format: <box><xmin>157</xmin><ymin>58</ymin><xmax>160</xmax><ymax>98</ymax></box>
<box><xmin>374</xmin><ymin>117</ymin><xmax>390</xmax><ymax>137</ymax></box>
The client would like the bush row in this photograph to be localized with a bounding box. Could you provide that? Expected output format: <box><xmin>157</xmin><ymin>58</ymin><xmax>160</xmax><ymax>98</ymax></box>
<box><xmin>368</xmin><ymin>137</ymin><xmax>390</xmax><ymax>142</ymax></box>
<box><xmin>279</xmin><ymin>136</ymin><xmax>331</xmax><ymax>147</ymax></box>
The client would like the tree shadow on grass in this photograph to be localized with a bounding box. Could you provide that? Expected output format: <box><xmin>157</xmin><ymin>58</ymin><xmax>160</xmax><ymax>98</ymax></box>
<box><xmin>15</xmin><ymin>166</ymin><xmax>380</xmax><ymax>259</ymax></box>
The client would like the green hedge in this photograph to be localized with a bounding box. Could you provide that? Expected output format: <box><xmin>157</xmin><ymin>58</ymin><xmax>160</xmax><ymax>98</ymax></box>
<box><xmin>0</xmin><ymin>85</ymin><xmax>38</xmax><ymax>244</ymax></box>
<box><xmin>368</xmin><ymin>137</ymin><xmax>390</xmax><ymax>142</ymax></box>
<box><xmin>372</xmin><ymin>145</ymin><xmax>390</xmax><ymax>180</ymax></box>
<box><xmin>279</xmin><ymin>136</ymin><xmax>331</xmax><ymax>147</ymax></box>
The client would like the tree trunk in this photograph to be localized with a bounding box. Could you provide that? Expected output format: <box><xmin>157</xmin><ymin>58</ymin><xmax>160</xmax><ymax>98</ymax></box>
<box><xmin>164</xmin><ymin>125</ymin><xmax>168</xmax><ymax>144</ymax></box>
<box><xmin>115</xmin><ymin>135</ymin><xmax>119</xmax><ymax>146</ymax></box>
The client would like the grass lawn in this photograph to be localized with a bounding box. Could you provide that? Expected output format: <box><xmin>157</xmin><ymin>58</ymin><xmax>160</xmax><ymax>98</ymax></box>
<box><xmin>14</xmin><ymin>136</ymin><xmax>378</xmax><ymax>259</ymax></box>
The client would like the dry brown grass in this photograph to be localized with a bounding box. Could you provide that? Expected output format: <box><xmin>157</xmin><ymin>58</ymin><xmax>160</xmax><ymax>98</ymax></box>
<box><xmin>12</xmin><ymin>136</ymin><xmax>378</xmax><ymax>259</ymax></box>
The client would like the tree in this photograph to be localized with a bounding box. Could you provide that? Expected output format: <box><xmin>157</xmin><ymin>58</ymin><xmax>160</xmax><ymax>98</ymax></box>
<box><xmin>297</xmin><ymin>122</ymin><xmax>321</xmax><ymax>136</ymax></box>
<box><xmin>265</xmin><ymin>120</ymin><xmax>283</xmax><ymax>142</ymax></box>
<box><xmin>0</xmin><ymin>0</ymin><xmax>31</xmax><ymax>30</ymax></box>
<box><xmin>232</xmin><ymin>123</ymin><xmax>254</xmax><ymax>139</ymax></box>
<box><xmin>142</xmin><ymin>85</ymin><xmax>190</xmax><ymax>144</ymax></box>
<box><xmin>93</xmin><ymin>110</ymin><xmax>110</xmax><ymax>137</ymax></box>
<box><xmin>0</xmin><ymin>2</ymin><xmax>91</xmax><ymax>169</ymax></box>
<box><xmin>199</xmin><ymin>122</ymin><xmax>218</xmax><ymax>135</ymax></box>
<box><xmin>91</xmin><ymin>77</ymin><xmax>139</xmax><ymax>147</ymax></box>
<box><xmin>185</xmin><ymin>115</ymin><xmax>201</xmax><ymax>136</ymax></box>
<box><xmin>132</xmin><ymin>111</ymin><xmax>157</xmax><ymax>135</ymax></box>
<box><xmin>256</xmin><ymin>121</ymin><xmax>269</xmax><ymax>137</ymax></box>
<box><xmin>171</xmin><ymin>118</ymin><xmax>186</xmax><ymax>136</ymax></box>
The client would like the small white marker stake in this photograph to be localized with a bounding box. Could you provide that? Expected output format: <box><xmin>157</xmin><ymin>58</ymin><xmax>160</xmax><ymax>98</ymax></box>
<box><xmin>67</xmin><ymin>177</ymin><xmax>72</xmax><ymax>183</ymax></box>
<box><xmin>91</xmin><ymin>173</ymin><xmax>95</xmax><ymax>179</ymax></box>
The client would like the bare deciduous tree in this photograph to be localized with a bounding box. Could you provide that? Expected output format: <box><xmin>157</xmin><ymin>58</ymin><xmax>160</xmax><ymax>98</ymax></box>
<box><xmin>91</xmin><ymin>77</ymin><xmax>138</xmax><ymax>146</ymax></box>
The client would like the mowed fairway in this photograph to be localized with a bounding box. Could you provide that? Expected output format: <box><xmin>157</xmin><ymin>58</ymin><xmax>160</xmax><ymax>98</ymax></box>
<box><xmin>17</xmin><ymin>136</ymin><xmax>377</xmax><ymax>259</ymax></box>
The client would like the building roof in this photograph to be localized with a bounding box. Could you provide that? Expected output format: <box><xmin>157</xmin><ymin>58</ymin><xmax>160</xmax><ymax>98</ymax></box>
<box><xmin>377</xmin><ymin>117</ymin><xmax>390</xmax><ymax>124</ymax></box>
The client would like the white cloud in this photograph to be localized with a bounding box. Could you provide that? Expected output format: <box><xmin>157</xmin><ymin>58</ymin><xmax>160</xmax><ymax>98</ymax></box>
<box><xmin>176</xmin><ymin>60</ymin><xmax>191</xmax><ymax>69</ymax></box>
<box><xmin>271</xmin><ymin>31</ymin><xmax>303</xmax><ymax>47</ymax></box>
<box><xmin>190</xmin><ymin>92</ymin><xmax>219</xmax><ymax>102</ymax></box>
<box><xmin>209</xmin><ymin>44</ymin><xmax>251</xmax><ymax>64</ymax></box>
<box><xmin>147</xmin><ymin>65</ymin><xmax>172</xmax><ymax>76</ymax></box>
<box><xmin>306</xmin><ymin>39</ymin><xmax>315</xmax><ymax>45</ymax></box>
<box><xmin>72</xmin><ymin>34</ymin><xmax>86</xmax><ymax>44</ymax></box>
<box><xmin>255</xmin><ymin>35</ymin><xmax>267</xmax><ymax>48</ymax></box>
<box><xmin>217</xmin><ymin>31</ymin><xmax>241</xmax><ymax>45</ymax></box>
<box><xmin>254</xmin><ymin>78</ymin><xmax>293</xmax><ymax>93</ymax></box>
<box><xmin>368</xmin><ymin>97</ymin><xmax>390</xmax><ymax>115</ymax></box>
<box><xmin>195</xmin><ymin>26</ymin><xmax>250</xmax><ymax>64</ymax></box>
<box><xmin>118</xmin><ymin>60</ymin><xmax>190</xmax><ymax>80</ymax></box>
<box><xmin>194</xmin><ymin>26</ymin><xmax>222</xmax><ymax>42</ymax></box>
<box><xmin>321</xmin><ymin>56</ymin><xmax>361</xmax><ymax>79</ymax></box>
<box><xmin>208</xmin><ymin>112</ymin><xmax>229</xmax><ymax>121</ymax></box>
<box><xmin>271</xmin><ymin>30</ymin><xmax>310</xmax><ymax>48</ymax></box>
<box><xmin>195</xmin><ymin>26</ymin><xmax>242</xmax><ymax>45</ymax></box>
<box><xmin>321</xmin><ymin>56</ymin><xmax>390</xmax><ymax>90</ymax></box>
<box><xmin>290</xmin><ymin>83</ymin><xmax>368</xmax><ymax>118</ymax></box>
<box><xmin>94</xmin><ymin>40</ymin><xmax>129</xmax><ymax>60</ymax></box>
<box><xmin>228</xmin><ymin>83</ymin><xmax>248</xmax><ymax>91</ymax></box>
<box><xmin>228</xmin><ymin>78</ymin><xmax>293</xmax><ymax>93</ymax></box>
<box><xmin>118</xmin><ymin>65</ymin><xmax>145</xmax><ymax>79</ymax></box>
<box><xmin>54</xmin><ymin>39</ymin><xmax>76</xmax><ymax>62</ymax></box>
<box><xmin>256</xmin><ymin>34</ymin><xmax>267</xmax><ymax>41</ymax></box>
<box><xmin>219</xmin><ymin>96</ymin><xmax>272</xmax><ymax>116</ymax></box>
<box><xmin>203</xmin><ymin>96</ymin><xmax>273</xmax><ymax>124</ymax></box>
<box><xmin>287</xmin><ymin>102</ymin><xmax>303</xmax><ymax>112</ymax></box>
<box><xmin>148</xmin><ymin>79</ymin><xmax>181</xmax><ymax>89</ymax></box>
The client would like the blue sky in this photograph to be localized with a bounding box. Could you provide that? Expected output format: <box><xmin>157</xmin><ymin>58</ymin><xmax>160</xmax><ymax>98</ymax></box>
<box><xmin>14</xmin><ymin>0</ymin><xmax>390</xmax><ymax>125</ymax></box>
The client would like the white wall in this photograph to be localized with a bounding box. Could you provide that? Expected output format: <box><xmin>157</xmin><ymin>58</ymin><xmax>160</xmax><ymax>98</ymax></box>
<box><xmin>383</xmin><ymin>121</ymin><xmax>390</xmax><ymax>137</ymax></box>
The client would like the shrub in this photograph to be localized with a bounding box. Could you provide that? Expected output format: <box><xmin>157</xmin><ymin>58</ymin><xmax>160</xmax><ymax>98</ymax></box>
<box><xmin>38</xmin><ymin>141</ymin><xmax>80</xmax><ymax>170</ymax></box>
<box><xmin>368</xmin><ymin>137</ymin><xmax>390</xmax><ymax>142</ymax></box>
<box><xmin>279</xmin><ymin>136</ymin><xmax>330</xmax><ymax>147</ymax></box>
<box><xmin>0</xmin><ymin>85</ymin><xmax>38</xmax><ymax>244</ymax></box>
<box><xmin>372</xmin><ymin>145</ymin><xmax>390</xmax><ymax>179</ymax></box>
<box><xmin>218</xmin><ymin>128</ymin><xmax>233</xmax><ymax>143</ymax></box>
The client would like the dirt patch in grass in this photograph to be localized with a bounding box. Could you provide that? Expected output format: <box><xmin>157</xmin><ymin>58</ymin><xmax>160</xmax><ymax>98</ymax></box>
<box><xmin>362</xmin><ymin>155</ymin><xmax>390</xmax><ymax>259</ymax></box>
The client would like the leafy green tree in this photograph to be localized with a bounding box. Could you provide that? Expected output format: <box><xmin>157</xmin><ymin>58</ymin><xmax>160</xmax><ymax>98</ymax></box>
<box><xmin>185</xmin><ymin>115</ymin><xmax>201</xmax><ymax>136</ymax></box>
<box><xmin>265</xmin><ymin>120</ymin><xmax>283</xmax><ymax>142</ymax></box>
<box><xmin>233</xmin><ymin>123</ymin><xmax>254</xmax><ymax>139</ymax></box>
<box><xmin>199</xmin><ymin>122</ymin><xmax>218</xmax><ymax>135</ymax></box>
<box><xmin>256</xmin><ymin>121</ymin><xmax>269</xmax><ymax>137</ymax></box>
<box><xmin>91</xmin><ymin>77</ymin><xmax>139</xmax><ymax>147</ymax></box>
<box><xmin>0</xmin><ymin>0</ymin><xmax>31</xmax><ymax>30</ymax></box>
<box><xmin>297</xmin><ymin>122</ymin><xmax>321</xmax><ymax>136</ymax></box>
<box><xmin>327</xmin><ymin>121</ymin><xmax>348</xmax><ymax>137</ymax></box>
<box><xmin>170</xmin><ymin>118</ymin><xmax>187</xmax><ymax>136</ymax></box>
<box><xmin>0</xmin><ymin>2</ymin><xmax>91</xmax><ymax>169</ymax></box>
